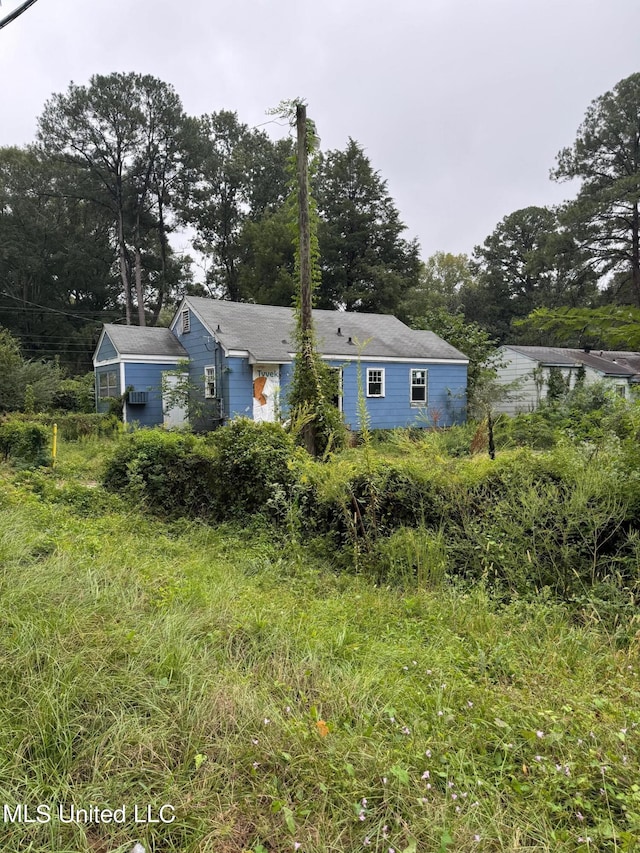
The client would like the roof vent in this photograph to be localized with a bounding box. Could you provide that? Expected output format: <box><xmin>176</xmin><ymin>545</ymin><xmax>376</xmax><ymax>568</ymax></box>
<box><xmin>348</xmin><ymin>336</ymin><xmax>354</xmax><ymax>345</ymax></box>
<box><xmin>216</xmin><ymin>324</ymin><xmax>221</xmax><ymax>333</ymax></box>
<box><xmin>337</xmin><ymin>327</ymin><xmax>343</xmax><ymax>336</ymax></box>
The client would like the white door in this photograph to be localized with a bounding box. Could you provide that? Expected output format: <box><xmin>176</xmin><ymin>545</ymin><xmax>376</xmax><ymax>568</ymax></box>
<box><xmin>162</xmin><ymin>373</ymin><xmax>188</xmax><ymax>428</ymax></box>
<box><xmin>252</xmin><ymin>364</ymin><xmax>280</xmax><ymax>422</ymax></box>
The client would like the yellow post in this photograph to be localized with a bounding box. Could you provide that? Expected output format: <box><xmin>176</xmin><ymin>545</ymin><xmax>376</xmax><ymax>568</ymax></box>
<box><xmin>52</xmin><ymin>423</ymin><xmax>57</xmax><ymax>467</ymax></box>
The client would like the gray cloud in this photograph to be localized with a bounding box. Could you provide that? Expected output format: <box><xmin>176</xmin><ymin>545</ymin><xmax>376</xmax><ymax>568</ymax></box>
<box><xmin>2</xmin><ymin>0</ymin><xmax>638</xmax><ymax>260</ymax></box>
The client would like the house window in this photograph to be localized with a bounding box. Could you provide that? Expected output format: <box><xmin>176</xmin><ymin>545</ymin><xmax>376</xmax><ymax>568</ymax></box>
<box><xmin>367</xmin><ymin>368</ymin><xmax>385</xmax><ymax>397</ymax></box>
<box><xmin>615</xmin><ymin>384</ymin><xmax>627</xmax><ymax>398</ymax></box>
<box><xmin>204</xmin><ymin>366</ymin><xmax>216</xmax><ymax>399</ymax></box>
<box><xmin>181</xmin><ymin>308</ymin><xmax>190</xmax><ymax>334</ymax></box>
<box><xmin>98</xmin><ymin>370</ymin><xmax>118</xmax><ymax>398</ymax></box>
<box><xmin>410</xmin><ymin>368</ymin><xmax>427</xmax><ymax>406</ymax></box>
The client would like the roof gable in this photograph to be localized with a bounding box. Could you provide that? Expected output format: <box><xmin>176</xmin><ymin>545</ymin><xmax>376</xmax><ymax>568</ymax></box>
<box><xmin>502</xmin><ymin>345</ymin><xmax>640</xmax><ymax>378</ymax></box>
<box><xmin>182</xmin><ymin>297</ymin><xmax>468</xmax><ymax>363</ymax></box>
<box><xmin>96</xmin><ymin>324</ymin><xmax>188</xmax><ymax>359</ymax></box>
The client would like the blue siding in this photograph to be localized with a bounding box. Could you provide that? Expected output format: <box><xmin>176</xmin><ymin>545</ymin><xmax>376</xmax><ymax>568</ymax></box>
<box><xmin>123</xmin><ymin>362</ymin><xmax>176</xmax><ymax>427</ymax></box>
<box><xmin>327</xmin><ymin>360</ymin><xmax>467</xmax><ymax>429</ymax></box>
<box><xmin>172</xmin><ymin>309</ymin><xmax>232</xmax><ymax>428</ymax></box>
<box><xmin>95</xmin><ymin>333</ymin><xmax>117</xmax><ymax>362</ymax></box>
<box><xmin>160</xmin><ymin>307</ymin><xmax>469</xmax><ymax>430</ymax></box>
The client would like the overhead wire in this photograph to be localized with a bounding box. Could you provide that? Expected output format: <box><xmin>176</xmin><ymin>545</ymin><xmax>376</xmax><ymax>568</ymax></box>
<box><xmin>0</xmin><ymin>0</ymin><xmax>40</xmax><ymax>31</ymax></box>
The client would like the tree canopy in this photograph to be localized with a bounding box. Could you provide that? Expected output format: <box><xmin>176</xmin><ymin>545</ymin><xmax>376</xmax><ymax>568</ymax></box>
<box><xmin>552</xmin><ymin>72</ymin><xmax>640</xmax><ymax>306</ymax></box>
<box><xmin>314</xmin><ymin>139</ymin><xmax>421</xmax><ymax>314</ymax></box>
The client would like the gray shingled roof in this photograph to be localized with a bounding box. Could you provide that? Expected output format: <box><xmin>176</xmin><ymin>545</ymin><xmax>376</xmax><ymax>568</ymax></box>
<box><xmin>103</xmin><ymin>324</ymin><xmax>188</xmax><ymax>357</ymax></box>
<box><xmin>504</xmin><ymin>345</ymin><xmax>640</xmax><ymax>378</ymax></box>
<box><xmin>185</xmin><ymin>297</ymin><xmax>468</xmax><ymax>362</ymax></box>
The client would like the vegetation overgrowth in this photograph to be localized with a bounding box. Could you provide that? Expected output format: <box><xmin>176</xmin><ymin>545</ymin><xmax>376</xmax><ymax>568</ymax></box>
<box><xmin>1</xmin><ymin>402</ymin><xmax>639</xmax><ymax>852</ymax></box>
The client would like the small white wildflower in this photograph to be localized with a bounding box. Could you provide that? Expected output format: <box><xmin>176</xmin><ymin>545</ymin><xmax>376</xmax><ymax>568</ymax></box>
<box><xmin>131</xmin><ymin>845</ymin><xmax>146</xmax><ymax>853</ymax></box>
<box><xmin>425</xmin><ymin>783</ymin><xmax>432</xmax><ymax>789</ymax></box>
<box><xmin>251</xmin><ymin>738</ymin><xmax>259</xmax><ymax>745</ymax></box>
<box><xmin>536</xmin><ymin>730</ymin><xmax>544</xmax><ymax>738</ymax></box>
<box><xmin>474</xmin><ymin>835</ymin><xmax>481</xmax><ymax>842</ymax></box>
<box><xmin>263</xmin><ymin>718</ymin><xmax>271</xmax><ymax>725</ymax></box>
<box><xmin>467</xmin><ymin>701</ymin><xmax>474</xmax><ymax>708</ymax></box>
<box><xmin>422</xmin><ymin>770</ymin><xmax>430</xmax><ymax>779</ymax></box>
<box><xmin>401</xmin><ymin>726</ymin><xmax>411</xmax><ymax>735</ymax></box>
<box><xmin>425</xmin><ymin>749</ymin><xmax>432</xmax><ymax>757</ymax></box>
<box><xmin>361</xmin><ymin>798</ymin><xmax>367</xmax><ymax>808</ymax></box>
<box><xmin>363</xmin><ymin>838</ymin><xmax>371</xmax><ymax>847</ymax></box>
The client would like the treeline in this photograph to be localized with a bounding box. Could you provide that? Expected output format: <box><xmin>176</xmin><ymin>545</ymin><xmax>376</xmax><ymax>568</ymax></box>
<box><xmin>1</xmin><ymin>71</ymin><xmax>639</xmax><ymax>374</ymax></box>
<box><xmin>0</xmin><ymin>74</ymin><xmax>419</xmax><ymax>372</ymax></box>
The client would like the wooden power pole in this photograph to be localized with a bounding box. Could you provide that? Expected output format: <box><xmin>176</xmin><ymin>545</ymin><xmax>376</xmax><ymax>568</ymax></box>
<box><xmin>296</xmin><ymin>102</ymin><xmax>316</xmax><ymax>456</ymax></box>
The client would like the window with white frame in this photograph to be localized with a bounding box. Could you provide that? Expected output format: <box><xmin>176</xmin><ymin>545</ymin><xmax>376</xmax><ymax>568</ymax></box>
<box><xmin>204</xmin><ymin>366</ymin><xmax>216</xmax><ymax>398</ymax></box>
<box><xmin>366</xmin><ymin>368</ymin><xmax>385</xmax><ymax>397</ymax></box>
<box><xmin>410</xmin><ymin>368</ymin><xmax>428</xmax><ymax>406</ymax></box>
<box><xmin>181</xmin><ymin>308</ymin><xmax>190</xmax><ymax>333</ymax></box>
<box><xmin>98</xmin><ymin>370</ymin><xmax>118</xmax><ymax>398</ymax></box>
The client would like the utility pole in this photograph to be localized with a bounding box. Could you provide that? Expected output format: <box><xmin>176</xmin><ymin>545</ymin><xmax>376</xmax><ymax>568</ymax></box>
<box><xmin>296</xmin><ymin>103</ymin><xmax>313</xmax><ymax>342</ymax></box>
<box><xmin>296</xmin><ymin>102</ymin><xmax>317</xmax><ymax>455</ymax></box>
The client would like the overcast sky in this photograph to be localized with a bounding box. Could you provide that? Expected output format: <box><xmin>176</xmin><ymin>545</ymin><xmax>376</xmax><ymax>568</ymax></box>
<box><xmin>1</xmin><ymin>0</ymin><xmax>639</xmax><ymax>263</ymax></box>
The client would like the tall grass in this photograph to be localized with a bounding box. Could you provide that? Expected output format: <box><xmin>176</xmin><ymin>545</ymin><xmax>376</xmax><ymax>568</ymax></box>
<box><xmin>0</xmin><ymin>458</ymin><xmax>638</xmax><ymax>852</ymax></box>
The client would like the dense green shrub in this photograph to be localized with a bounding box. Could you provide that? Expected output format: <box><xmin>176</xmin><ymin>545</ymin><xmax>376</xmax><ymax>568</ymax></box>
<box><xmin>103</xmin><ymin>420</ymin><xmax>297</xmax><ymax>521</ymax></box>
<box><xmin>102</xmin><ymin>430</ymin><xmax>217</xmax><ymax>517</ymax></box>
<box><xmin>55</xmin><ymin>412</ymin><xmax>122</xmax><ymax>440</ymax></box>
<box><xmin>50</xmin><ymin>373</ymin><xmax>95</xmax><ymax>413</ymax></box>
<box><xmin>0</xmin><ymin>419</ymin><xmax>50</xmax><ymax>466</ymax></box>
<box><xmin>204</xmin><ymin>418</ymin><xmax>296</xmax><ymax>519</ymax></box>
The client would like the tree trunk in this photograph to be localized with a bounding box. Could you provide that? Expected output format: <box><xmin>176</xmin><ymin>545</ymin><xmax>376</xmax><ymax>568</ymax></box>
<box><xmin>117</xmin><ymin>207</ymin><xmax>133</xmax><ymax>325</ymax></box>
<box><xmin>632</xmin><ymin>201</ymin><xmax>640</xmax><ymax>307</ymax></box>
<box><xmin>135</xmin><ymin>245</ymin><xmax>146</xmax><ymax>326</ymax></box>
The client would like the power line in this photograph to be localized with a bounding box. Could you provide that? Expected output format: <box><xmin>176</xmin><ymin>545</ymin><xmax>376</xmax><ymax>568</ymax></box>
<box><xmin>0</xmin><ymin>0</ymin><xmax>40</xmax><ymax>31</ymax></box>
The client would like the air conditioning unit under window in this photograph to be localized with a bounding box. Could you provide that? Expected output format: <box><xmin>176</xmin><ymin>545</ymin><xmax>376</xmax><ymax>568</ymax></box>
<box><xmin>128</xmin><ymin>391</ymin><xmax>148</xmax><ymax>405</ymax></box>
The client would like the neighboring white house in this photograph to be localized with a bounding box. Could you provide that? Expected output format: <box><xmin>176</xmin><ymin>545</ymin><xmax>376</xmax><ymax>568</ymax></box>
<box><xmin>494</xmin><ymin>346</ymin><xmax>640</xmax><ymax>415</ymax></box>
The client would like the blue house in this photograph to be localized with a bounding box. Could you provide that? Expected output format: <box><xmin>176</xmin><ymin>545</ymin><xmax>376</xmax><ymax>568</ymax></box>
<box><xmin>93</xmin><ymin>325</ymin><xmax>188</xmax><ymax>427</ymax></box>
<box><xmin>94</xmin><ymin>297</ymin><xmax>468</xmax><ymax>430</ymax></box>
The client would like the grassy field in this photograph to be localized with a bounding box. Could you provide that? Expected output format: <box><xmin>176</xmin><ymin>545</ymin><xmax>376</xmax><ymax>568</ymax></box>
<box><xmin>0</xmin><ymin>438</ymin><xmax>639</xmax><ymax>852</ymax></box>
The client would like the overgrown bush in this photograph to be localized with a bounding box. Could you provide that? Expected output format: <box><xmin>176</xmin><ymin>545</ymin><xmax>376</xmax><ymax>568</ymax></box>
<box><xmin>0</xmin><ymin>419</ymin><xmax>50</xmax><ymax>466</ymax></box>
<box><xmin>294</xmin><ymin>439</ymin><xmax>640</xmax><ymax>604</ymax></box>
<box><xmin>102</xmin><ymin>430</ymin><xmax>217</xmax><ymax>517</ymax></box>
<box><xmin>204</xmin><ymin>418</ymin><xmax>296</xmax><ymax>519</ymax></box>
<box><xmin>50</xmin><ymin>373</ymin><xmax>95</xmax><ymax>413</ymax></box>
<box><xmin>103</xmin><ymin>420</ymin><xmax>297</xmax><ymax>522</ymax></box>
